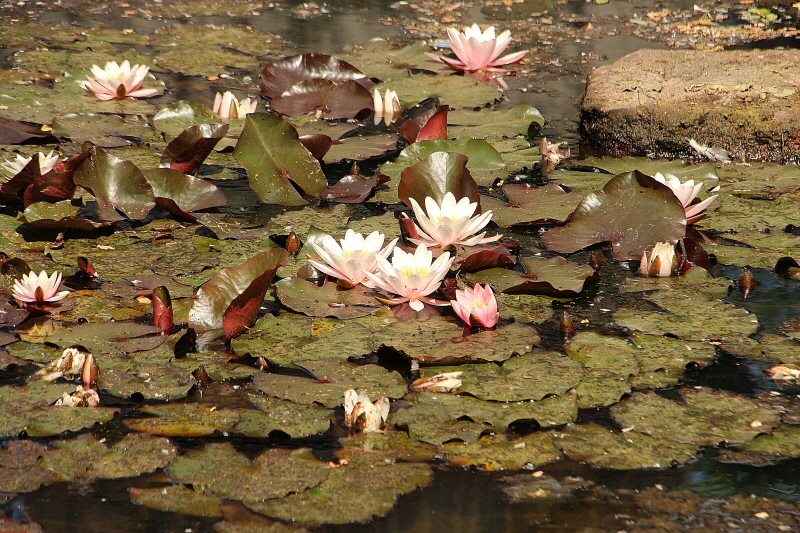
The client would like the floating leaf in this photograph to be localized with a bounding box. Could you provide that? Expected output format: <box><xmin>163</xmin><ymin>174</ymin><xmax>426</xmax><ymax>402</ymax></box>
<box><xmin>399</xmin><ymin>137</ymin><xmax>505</xmax><ymax>171</ymax></box>
<box><xmin>130</xmin><ymin>485</ymin><xmax>222</xmax><ymax>518</ymax></box>
<box><xmin>481</xmin><ymin>184</ymin><xmax>584</xmax><ymax>227</ymax></box>
<box><xmin>24</xmin><ymin>147</ymin><xmax>89</xmax><ymax>206</ymax></box>
<box><xmin>442</xmin><ymin>432</ymin><xmax>561</xmax><ymax>471</ymax></box>
<box><xmin>233</xmin><ymin>113</ymin><xmax>326</xmax><ymax>206</ymax></box>
<box><xmin>51</xmin><ymin>113</ymin><xmax>154</xmax><ymax>147</ymax></box>
<box><xmin>542</xmin><ymin>171</ymin><xmax>687</xmax><ymax>259</ymax></box>
<box><xmin>143</xmin><ymin>168</ymin><xmax>227</xmax><ymax>219</ymax></box>
<box><xmin>168</xmin><ymin>443</ymin><xmax>329</xmax><ymax>502</ymax></box>
<box><xmin>320</xmin><ymin>172</ymin><xmax>390</xmax><ymax>203</ymax></box>
<box><xmin>189</xmin><ymin>249</ymin><xmax>287</xmax><ymax>333</ymax></box>
<box><xmin>400</xmin><ymin>105</ymin><xmax>448</xmax><ymax>143</ymax></box>
<box><xmin>152</xmin><ymin>100</ymin><xmax>223</xmax><ymax>140</ymax></box>
<box><xmin>45</xmin><ymin>322</ymin><xmax>163</xmax><ymax>354</ymax></box>
<box><xmin>160</xmin><ymin>123</ymin><xmax>229</xmax><ymax>175</ymax></box>
<box><xmin>124</xmin><ymin>403</ymin><xmax>240</xmax><ymax>437</ymax></box>
<box><xmin>233</xmin><ymin>394</ymin><xmax>332</xmax><ymax>438</ymax></box>
<box><xmin>21</xmin><ymin>200</ymin><xmax>105</xmax><ymax>230</ymax></box>
<box><xmin>398</xmin><ymin>152</ymin><xmax>480</xmax><ymax>211</ymax></box>
<box><xmin>0</xmin><ymin>116</ymin><xmax>59</xmax><ymax>144</ymax></box>
<box><xmin>612</xmin><ymin>388</ymin><xmax>780</xmax><ymax>446</ymax></box>
<box><xmin>467</xmin><ymin>257</ymin><xmax>593</xmax><ymax>295</ymax></box>
<box><xmin>260</xmin><ymin>53</ymin><xmax>373</xmax><ymax>98</ymax></box>
<box><xmin>99</xmin><ymin>364</ymin><xmax>195</xmax><ymax>400</ymax></box>
<box><xmin>275</xmin><ymin>278</ymin><xmax>383</xmax><ymax>319</ymax></box>
<box><xmin>73</xmin><ymin>146</ymin><xmax>155</xmax><ymax>221</ymax></box>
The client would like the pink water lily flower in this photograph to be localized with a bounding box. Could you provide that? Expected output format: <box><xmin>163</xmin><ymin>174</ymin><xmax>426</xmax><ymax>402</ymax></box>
<box><xmin>213</xmin><ymin>91</ymin><xmax>258</xmax><ymax>119</ymax></box>
<box><xmin>363</xmin><ymin>243</ymin><xmax>453</xmax><ymax>312</ymax></box>
<box><xmin>639</xmin><ymin>242</ymin><xmax>678</xmax><ymax>278</ymax></box>
<box><xmin>427</xmin><ymin>24</ymin><xmax>528</xmax><ymax>72</ymax></box>
<box><xmin>308</xmin><ymin>229</ymin><xmax>398</xmax><ymax>288</ymax></box>
<box><xmin>12</xmin><ymin>270</ymin><xmax>70</xmax><ymax>304</ymax></box>
<box><xmin>78</xmin><ymin>60</ymin><xmax>159</xmax><ymax>101</ymax></box>
<box><xmin>653</xmin><ymin>173</ymin><xmax>718</xmax><ymax>224</ymax></box>
<box><xmin>450</xmin><ymin>284</ymin><xmax>499</xmax><ymax>329</ymax></box>
<box><xmin>409</xmin><ymin>192</ymin><xmax>502</xmax><ymax>249</ymax></box>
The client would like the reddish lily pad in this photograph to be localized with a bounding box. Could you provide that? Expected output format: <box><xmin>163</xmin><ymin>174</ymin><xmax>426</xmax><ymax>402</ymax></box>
<box><xmin>73</xmin><ymin>146</ymin><xmax>155</xmax><ymax>222</ymax></box>
<box><xmin>168</xmin><ymin>442</ymin><xmax>329</xmax><ymax>502</ymax></box>
<box><xmin>0</xmin><ymin>116</ymin><xmax>59</xmax><ymax>144</ymax></box>
<box><xmin>611</xmin><ymin>388</ymin><xmax>779</xmax><ymax>447</ymax></box>
<box><xmin>398</xmin><ymin>152</ymin><xmax>480</xmax><ymax>211</ymax></box>
<box><xmin>23</xmin><ymin>147</ymin><xmax>88</xmax><ymax>206</ymax></box>
<box><xmin>400</xmin><ymin>105</ymin><xmax>449</xmax><ymax>143</ymax></box>
<box><xmin>319</xmin><ymin>172</ymin><xmax>390</xmax><ymax>203</ymax></box>
<box><xmin>124</xmin><ymin>403</ymin><xmax>241</xmax><ymax>437</ymax></box>
<box><xmin>455</xmin><ymin>245</ymin><xmax>516</xmax><ymax>273</ymax></box>
<box><xmin>160</xmin><ymin>123</ymin><xmax>229</xmax><ymax>175</ymax></box>
<box><xmin>480</xmin><ymin>184</ymin><xmax>584</xmax><ymax>227</ymax></box>
<box><xmin>275</xmin><ymin>278</ymin><xmax>383</xmax><ymax>319</ymax></box>
<box><xmin>541</xmin><ymin>171</ymin><xmax>687</xmax><ymax>260</ymax></box>
<box><xmin>233</xmin><ymin>113</ymin><xmax>326</xmax><ymax>206</ymax></box>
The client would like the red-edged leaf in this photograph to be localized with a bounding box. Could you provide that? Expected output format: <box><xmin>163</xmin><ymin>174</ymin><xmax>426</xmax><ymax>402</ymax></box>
<box><xmin>299</xmin><ymin>134</ymin><xmax>334</xmax><ymax>160</ymax></box>
<box><xmin>0</xmin><ymin>155</ymin><xmax>38</xmax><ymax>204</ymax></box>
<box><xmin>23</xmin><ymin>147</ymin><xmax>90</xmax><ymax>207</ymax></box>
<box><xmin>398</xmin><ymin>151</ymin><xmax>480</xmax><ymax>212</ymax></box>
<box><xmin>320</xmin><ymin>173</ymin><xmax>390</xmax><ymax>203</ymax></box>
<box><xmin>541</xmin><ymin>170</ymin><xmax>687</xmax><ymax>260</ymax></box>
<box><xmin>260</xmin><ymin>53</ymin><xmax>373</xmax><ymax>98</ymax></box>
<box><xmin>456</xmin><ymin>245</ymin><xmax>516</xmax><ymax>273</ymax></box>
<box><xmin>161</xmin><ymin>124</ymin><xmax>229</xmax><ymax>175</ymax></box>
<box><xmin>399</xmin><ymin>105</ymin><xmax>448</xmax><ymax>144</ymax></box>
<box><xmin>153</xmin><ymin>286</ymin><xmax>173</xmax><ymax>335</ymax></box>
<box><xmin>0</xmin><ymin>116</ymin><xmax>59</xmax><ymax>144</ymax></box>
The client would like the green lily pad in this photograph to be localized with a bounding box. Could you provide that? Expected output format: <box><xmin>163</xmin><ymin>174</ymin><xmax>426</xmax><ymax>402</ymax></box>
<box><xmin>613</xmin><ymin>292</ymin><xmax>759</xmax><ymax>341</ymax></box>
<box><xmin>373</xmin><ymin>317</ymin><xmax>538</xmax><ymax>363</ymax></box>
<box><xmin>442</xmin><ymin>432</ymin><xmax>562</xmax><ymax>471</ymax></box>
<box><xmin>51</xmin><ymin>113</ymin><xmax>156</xmax><ymax>148</ymax></box>
<box><xmin>456</xmin><ymin>351</ymin><xmax>584</xmax><ymax>402</ymax></box>
<box><xmin>737</xmin><ymin>425</ymin><xmax>800</xmax><ymax>456</ymax></box>
<box><xmin>275</xmin><ymin>278</ymin><xmax>383</xmax><ymax>319</ymax></box>
<box><xmin>398</xmin><ymin>138</ymin><xmax>505</xmax><ymax>171</ymax></box>
<box><xmin>233</xmin><ymin>394</ymin><xmax>332</xmax><ymax>438</ymax></box>
<box><xmin>248</xmin><ymin>457</ymin><xmax>432</xmax><ymax>525</ymax></box>
<box><xmin>130</xmin><ymin>485</ymin><xmax>223</xmax><ymax>518</ymax></box>
<box><xmin>99</xmin><ymin>364</ymin><xmax>195</xmax><ymax>400</ymax></box>
<box><xmin>338</xmin><ymin>430</ymin><xmax>438</xmax><ymax>463</ymax></box>
<box><xmin>44</xmin><ymin>322</ymin><xmax>163</xmax><ymax>354</ymax></box>
<box><xmin>252</xmin><ymin>359</ymin><xmax>407</xmax><ymax>408</ymax></box>
<box><xmin>263</xmin><ymin>205</ymin><xmax>352</xmax><ymax>237</ymax></box>
<box><xmin>168</xmin><ymin>443</ymin><xmax>329</xmax><ymax>503</ymax></box>
<box><xmin>0</xmin><ymin>440</ymin><xmax>59</xmax><ymax>493</ymax></box>
<box><xmin>21</xmin><ymin>200</ymin><xmax>106</xmax><ymax>230</ymax></box>
<box><xmin>493</xmin><ymin>293</ymin><xmax>556</xmax><ymax>323</ymax></box>
<box><xmin>481</xmin><ymin>184</ymin><xmax>584</xmax><ymax>227</ymax></box>
<box><xmin>611</xmin><ymin>388</ymin><xmax>780</xmax><ymax>446</ymax></box>
<box><xmin>447</xmin><ymin>105</ymin><xmax>545</xmax><ymax>140</ymax></box>
<box><xmin>124</xmin><ymin>403</ymin><xmax>241</xmax><ymax>437</ymax></box>
<box><xmin>153</xmin><ymin>100</ymin><xmax>224</xmax><ymax>140</ymax></box>
<box><xmin>390</xmin><ymin>72</ymin><xmax>500</xmax><ymax>109</ymax></box>
<box><xmin>553</xmin><ymin>423</ymin><xmax>697</xmax><ymax>469</ymax></box>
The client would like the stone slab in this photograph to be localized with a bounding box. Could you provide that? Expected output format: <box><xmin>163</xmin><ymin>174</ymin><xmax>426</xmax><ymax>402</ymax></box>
<box><xmin>580</xmin><ymin>49</ymin><xmax>800</xmax><ymax>162</ymax></box>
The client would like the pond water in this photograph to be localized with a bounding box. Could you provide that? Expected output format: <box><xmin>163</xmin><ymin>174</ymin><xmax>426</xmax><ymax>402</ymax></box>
<box><xmin>2</xmin><ymin>0</ymin><xmax>800</xmax><ymax>532</ymax></box>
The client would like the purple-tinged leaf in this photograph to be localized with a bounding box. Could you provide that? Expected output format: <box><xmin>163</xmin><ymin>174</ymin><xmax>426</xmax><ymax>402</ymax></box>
<box><xmin>0</xmin><ymin>116</ymin><xmax>59</xmax><ymax>144</ymax></box>
<box><xmin>541</xmin><ymin>171</ymin><xmax>687</xmax><ymax>260</ymax></box>
<box><xmin>299</xmin><ymin>134</ymin><xmax>333</xmax><ymax>160</ymax></box>
<box><xmin>269</xmin><ymin>79</ymin><xmax>373</xmax><ymax>119</ymax></box>
<box><xmin>400</xmin><ymin>105</ymin><xmax>448</xmax><ymax>144</ymax></box>
<box><xmin>398</xmin><ymin>152</ymin><xmax>480</xmax><ymax>212</ymax></box>
<box><xmin>143</xmin><ymin>168</ymin><xmax>227</xmax><ymax>220</ymax></box>
<box><xmin>260</xmin><ymin>53</ymin><xmax>373</xmax><ymax>98</ymax></box>
<box><xmin>455</xmin><ymin>245</ymin><xmax>516</xmax><ymax>273</ymax></box>
<box><xmin>160</xmin><ymin>123</ymin><xmax>229</xmax><ymax>175</ymax></box>
<box><xmin>320</xmin><ymin>172</ymin><xmax>390</xmax><ymax>203</ymax></box>
<box><xmin>480</xmin><ymin>183</ymin><xmax>584</xmax><ymax>228</ymax></box>
<box><xmin>23</xmin><ymin>147</ymin><xmax>90</xmax><ymax>207</ymax></box>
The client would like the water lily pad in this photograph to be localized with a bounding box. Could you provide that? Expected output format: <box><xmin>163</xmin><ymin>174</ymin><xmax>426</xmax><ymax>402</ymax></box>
<box><xmin>737</xmin><ymin>425</ymin><xmax>800</xmax><ymax>456</ymax></box>
<box><xmin>43</xmin><ymin>433</ymin><xmax>176</xmax><ymax>479</ymax></box>
<box><xmin>611</xmin><ymin>388</ymin><xmax>780</xmax><ymax>446</ymax></box>
<box><xmin>51</xmin><ymin>113</ymin><xmax>155</xmax><ymax>148</ymax></box>
<box><xmin>124</xmin><ymin>403</ymin><xmax>241</xmax><ymax>437</ymax></box>
<box><xmin>252</xmin><ymin>360</ymin><xmax>407</xmax><ymax>407</ymax></box>
<box><xmin>143</xmin><ymin>168</ymin><xmax>227</xmax><ymax>219</ymax></box>
<box><xmin>169</xmin><ymin>443</ymin><xmax>329</xmax><ymax>503</ymax></box>
<box><xmin>397</xmin><ymin>151</ymin><xmax>480</xmax><ymax>211</ymax></box>
<box><xmin>390</xmin><ymin>72</ymin><xmax>500</xmax><ymax>109</ymax></box>
<box><xmin>481</xmin><ymin>184</ymin><xmax>584</xmax><ymax>227</ymax></box>
<box><xmin>130</xmin><ymin>485</ymin><xmax>223</xmax><ymax>517</ymax></box>
<box><xmin>399</xmin><ymin>138</ymin><xmax>506</xmax><ymax>171</ymax></box>
<box><xmin>275</xmin><ymin>278</ymin><xmax>383</xmax><ymax>319</ymax></box>
<box><xmin>541</xmin><ymin>171</ymin><xmax>687</xmax><ymax>260</ymax></box>
<box><xmin>153</xmin><ymin>100</ymin><xmax>224</xmax><ymax>140</ymax></box>
<box><xmin>233</xmin><ymin>394</ymin><xmax>332</xmax><ymax>438</ymax></box>
<box><xmin>553</xmin><ymin>423</ymin><xmax>697</xmax><ymax>469</ymax></box>
<box><xmin>21</xmin><ymin>200</ymin><xmax>105</xmax><ymax>230</ymax></box>
<box><xmin>248</xmin><ymin>457</ymin><xmax>431</xmax><ymax>525</ymax></box>
<box><xmin>456</xmin><ymin>351</ymin><xmax>584</xmax><ymax>402</ymax></box>
<box><xmin>338</xmin><ymin>430</ymin><xmax>438</xmax><ymax>463</ymax></box>
<box><xmin>442</xmin><ymin>432</ymin><xmax>561</xmax><ymax>471</ymax></box>
<box><xmin>99</xmin><ymin>364</ymin><xmax>195</xmax><ymax>400</ymax></box>
<box><xmin>160</xmin><ymin>124</ymin><xmax>229</xmax><ymax>175</ymax></box>
<box><xmin>467</xmin><ymin>256</ymin><xmax>593</xmax><ymax>295</ymax></box>
<box><xmin>322</xmin><ymin>135</ymin><xmax>398</xmax><ymax>164</ymax></box>
<box><xmin>628</xmin><ymin>333</ymin><xmax>716</xmax><ymax>388</ymax></box>
<box><xmin>44</xmin><ymin>322</ymin><xmax>163</xmax><ymax>354</ymax></box>
<box><xmin>613</xmin><ymin>292</ymin><xmax>759</xmax><ymax>341</ymax></box>
<box><xmin>233</xmin><ymin>113</ymin><xmax>326</xmax><ymax>206</ymax></box>
<box><xmin>447</xmin><ymin>105</ymin><xmax>545</xmax><ymax>140</ymax></box>
<box><xmin>0</xmin><ymin>440</ymin><xmax>59</xmax><ymax>493</ymax></box>
<box><xmin>265</xmin><ymin>204</ymin><xmax>352</xmax><ymax>238</ymax></box>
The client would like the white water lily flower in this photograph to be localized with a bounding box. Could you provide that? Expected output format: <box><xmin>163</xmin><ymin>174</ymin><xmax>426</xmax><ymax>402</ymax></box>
<box><xmin>344</xmin><ymin>389</ymin><xmax>389</xmax><ymax>433</ymax></box>
<box><xmin>307</xmin><ymin>229</ymin><xmax>398</xmax><ymax>287</ymax></box>
<box><xmin>213</xmin><ymin>91</ymin><xmax>258</xmax><ymax>119</ymax></box>
<box><xmin>409</xmin><ymin>192</ymin><xmax>502</xmax><ymax>248</ymax></box>
<box><xmin>639</xmin><ymin>242</ymin><xmax>678</xmax><ymax>278</ymax></box>
<box><xmin>77</xmin><ymin>60</ymin><xmax>159</xmax><ymax>101</ymax></box>
<box><xmin>653</xmin><ymin>172</ymin><xmax>718</xmax><ymax>224</ymax></box>
<box><xmin>363</xmin><ymin>243</ymin><xmax>453</xmax><ymax>312</ymax></box>
<box><xmin>372</xmin><ymin>88</ymin><xmax>401</xmax><ymax>126</ymax></box>
<box><xmin>1</xmin><ymin>150</ymin><xmax>61</xmax><ymax>178</ymax></box>
<box><xmin>410</xmin><ymin>371</ymin><xmax>463</xmax><ymax>393</ymax></box>
<box><xmin>12</xmin><ymin>270</ymin><xmax>70</xmax><ymax>304</ymax></box>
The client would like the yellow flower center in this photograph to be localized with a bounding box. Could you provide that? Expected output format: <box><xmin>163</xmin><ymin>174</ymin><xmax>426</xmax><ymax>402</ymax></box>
<box><xmin>402</xmin><ymin>266</ymin><xmax>430</xmax><ymax>277</ymax></box>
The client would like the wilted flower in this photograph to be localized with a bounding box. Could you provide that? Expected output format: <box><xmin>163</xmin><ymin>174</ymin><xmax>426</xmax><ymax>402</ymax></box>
<box><xmin>410</xmin><ymin>371</ymin><xmax>463</xmax><ymax>393</ymax></box>
<box><xmin>12</xmin><ymin>270</ymin><xmax>69</xmax><ymax>304</ymax></box>
<box><xmin>34</xmin><ymin>345</ymin><xmax>91</xmax><ymax>382</ymax></box>
<box><xmin>539</xmin><ymin>138</ymin><xmax>570</xmax><ymax>176</ymax></box>
<box><xmin>308</xmin><ymin>229</ymin><xmax>398</xmax><ymax>288</ymax></box>
<box><xmin>372</xmin><ymin>88</ymin><xmax>401</xmax><ymax>126</ymax></box>
<box><xmin>54</xmin><ymin>351</ymin><xmax>100</xmax><ymax>407</ymax></box>
<box><xmin>213</xmin><ymin>90</ymin><xmax>258</xmax><ymax>119</ymax></box>
<box><xmin>344</xmin><ymin>389</ymin><xmax>389</xmax><ymax>433</ymax></box>
<box><xmin>409</xmin><ymin>192</ymin><xmax>502</xmax><ymax>249</ymax></box>
<box><xmin>450</xmin><ymin>284</ymin><xmax>499</xmax><ymax>329</ymax></box>
<box><xmin>639</xmin><ymin>242</ymin><xmax>678</xmax><ymax>278</ymax></box>
<box><xmin>653</xmin><ymin>173</ymin><xmax>718</xmax><ymax>224</ymax></box>
<box><xmin>1</xmin><ymin>150</ymin><xmax>61</xmax><ymax>179</ymax></box>
<box><xmin>427</xmin><ymin>24</ymin><xmax>528</xmax><ymax>72</ymax></box>
<box><xmin>78</xmin><ymin>60</ymin><xmax>159</xmax><ymax>101</ymax></box>
<box><xmin>363</xmin><ymin>243</ymin><xmax>453</xmax><ymax>312</ymax></box>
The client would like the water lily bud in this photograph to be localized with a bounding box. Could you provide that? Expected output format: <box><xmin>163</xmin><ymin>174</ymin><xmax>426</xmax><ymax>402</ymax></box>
<box><xmin>589</xmin><ymin>251</ymin><xmax>603</xmax><ymax>270</ymax></box>
<box><xmin>639</xmin><ymin>242</ymin><xmax>678</xmax><ymax>278</ymax></box>
<box><xmin>410</xmin><ymin>371</ymin><xmax>462</xmax><ymax>393</ymax></box>
<box><xmin>560</xmin><ymin>311</ymin><xmax>575</xmax><ymax>339</ymax></box>
<box><xmin>739</xmin><ymin>266</ymin><xmax>756</xmax><ymax>299</ymax></box>
<box><xmin>153</xmin><ymin>286</ymin><xmax>173</xmax><ymax>335</ymax></box>
<box><xmin>286</xmin><ymin>231</ymin><xmax>302</xmax><ymax>255</ymax></box>
<box><xmin>81</xmin><ymin>353</ymin><xmax>99</xmax><ymax>389</ymax></box>
<box><xmin>77</xmin><ymin>256</ymin><xmax>96</xmax><ymax>278</ymax></box>
<box><xmin>344</xmin><ymin>389</ymin><xmax>390</xmax><ymax>434</ymax></box>
<box><xmin>192</xmin><ymin>365</ymin><xmax>212</xmax><ymax>385</ymax></box>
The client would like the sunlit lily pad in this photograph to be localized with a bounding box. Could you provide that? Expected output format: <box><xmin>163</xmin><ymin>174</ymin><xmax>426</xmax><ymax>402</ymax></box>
<box><xmin>338</xmin><ymin>430</ymin><xmax>438</xmax><ymax>463</ymax></box>
<box><xmin>613</xmin><ymin>292</ymin><xmax>759</xmax><ymax>340</ymax></box>
<box><xmin>553</xmin><ymin>423</ymin><xmax>697</xmax><ymax>469</ymax></box>
<box><xmin>21</xmin><ymin>200</ymin><xmax>106</xmax><ymax>230</ymax></box>
<box><xmin>51</xmin><ymin>113</ymin><xmax>155</xmax><ymax>147</ymax></box>
<box><xmin>442</xmin><ymin>432</ymin><xmax>561</xmax><ymax>471</ymax></box>
<box><xmin>153</xmin><ymin>100</ymin><xmax>223</xmax><ymax>140</ymax></box>
<box><xmin>233</xmin><ymin>394</ymin><xmax>332</xmax><ymax>438</ymax></box>
<box><xmin>275</xmin><ymin>278</ymin><xmax>383</xmax><ymax>319</ymax></box>
<box><xmin>124</xmin><ymin>403</ymin><xmax>241</xmax><ymax>437</ymax></box>
<box><xmin>130</xmin><ymin>485</ymin><xmax>223</xmax><ymax>518</ymax></box>
<box><xmin>481</xmin><ymin>184</ymin><xmax>584</xmax><ymax>227</ymax></box>
<box><xmin>611</xmin><ymin>388</ymin><xmax>780</xmax><ymax>446</ymax></box>
<box><xmin>447</xmin><ymin>105</ymin><xmax>545</xmax><ymax>140</ymax></box>
<box><xmin>390</xmin><ymin>72</ymin><xmax>500</xmax><ymax>109</ymax></box>
<box><xmin>737</xmin><ymin>425</ymin><xmax>800</xmax><ymax>456</ymax></box>
<box><xmin>252</xmin><ymin>360</ymin><xmax>406</xmax><ymax>407</ymax></box>
<box><xmin>44</xmin><ymin>322</ymin><xmax>163</xmax><ymax>354</ymax></box>
<box><xmin>169</xmin><ymin>443</ymin><xmax>329</xmax><ymax>502</ymax></box>
<box><xmin>248</xmin><ymin>457</ymin><xmax>432</xmax><ymax>525</ymax></box>
<box><xmin>456</xmin><ymin>351</ymin><xmax>584</xmax><ymax>402</ymax></box>
<box><xmin>542</xmin><ymin>171</ymin><xmax>687</xmax><ymax>260</ymax></box>
<box><xmin>99</xmin><ymin>364</ymin><xmax>195</xmax><ymax>400</ymax></box>
<box><xmin>467</xmin><ymin>256</ymin><xmax>593</xmax><ymax>295</ymax></box>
